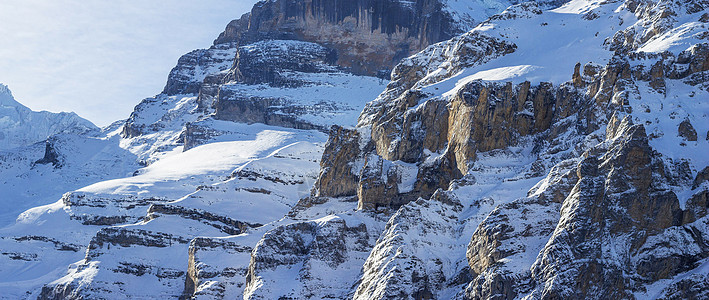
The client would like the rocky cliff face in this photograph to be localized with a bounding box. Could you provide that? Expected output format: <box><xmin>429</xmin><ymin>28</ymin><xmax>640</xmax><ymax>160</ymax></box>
<box><xmin>212</xmin><ymin>40</ymin><xmax>343</xmax><ymax>131</ymax></box>
<box><xmin>214</xmin><ymin>0</ymin><xmax>459</xmax><ymax>77</ymax></box>
<box><xmin>122</xmin><ymin>0</ymin><xmax>519</xmax><ymax>145</ymax></box>
<box><xmin>127</xmin><ymin>0</ymin><xmax>493</xmax><ymax>130</ymax></box>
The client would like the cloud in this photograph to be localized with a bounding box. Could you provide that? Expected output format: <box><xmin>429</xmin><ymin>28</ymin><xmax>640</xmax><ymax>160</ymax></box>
<box><xmin>0</xmin><ymin>0</ymin><xmax>259</xmax><ymax>126</ymax></box>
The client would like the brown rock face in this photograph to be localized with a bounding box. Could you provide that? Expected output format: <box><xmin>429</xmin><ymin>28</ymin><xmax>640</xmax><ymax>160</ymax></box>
<box><xmin>413</xmin><ymin>151</ymin><xmax>461</xmax><ymax>198</ymax></box>
<box><xmin>531</xmin><ymin>118</ymin><xmax>689</xmax><ymax>299</ymax></box>
<box><xmin>447</xmin><ymin>81</ymin><xmax>538</xmax><ymax>173</ymax></box>
<box><xmin>373</xmin><ymin>80</ymin><xmax>581</xmax><ymax>178</ymax></box>
<box><xmin>317</xmin><ymin>70</ymin><xmax>598</xmax><ymax>210</ymax></box>
<box><xmin>356</xmin><ymin>155</ymin><xmax>402</xmax><ymax>210</ymax></box>
<box><xmin>456</xmin><ymin>40</ymin><xmax>709</xmax><ymax>299</ymax></box>
<box><xmin>181</xmin><ymin>237</ymin><xmax>252</xmax><ymax>299</ymax></box>
<box><xmin>694</xmin><ymin>166</ymin><xmax>709</xmax><ymax>189</ymax></box>
<box><xmin>334</xmin><ymin>78</ymin><xmax>593</xmax><ymax>211</ymax></box>
<box><xmin>683</xmin><ymin>189</ymin><xmax>709</xmax><ymax>223</ymax></box>
<box><xmin>572</xmin><ymin>62</ymin><xmax>584</xmax><ymax>87</ymax></box>
<box><xmin>649</xmin><ymin>59</ymin><xmax>666</xmax><ymax>92</ymax></box>
<box><xmin>311</xmin><ymin>2</ymin><xmax>709</xmax><ymax>217</ymax></box>
<box><xmin>214</xmin><ymin>0</ymin><xmax>462</xmax><ymax>77</ymax></box>
<box><xmin>313</xmin><ymin>126</ymin><xmax>363</xmax><ymax>198</ymax></box>
<box><xmin>314</xmin><ymin>37</ymin><xmax>709</xmax><ymax>214</ymax></box>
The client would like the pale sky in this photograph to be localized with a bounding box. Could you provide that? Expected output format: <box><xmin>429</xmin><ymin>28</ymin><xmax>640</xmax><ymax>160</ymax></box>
<box><xmin>0</xmin><ymin>0</ymin><xmax>259</xmax><ymax>126</ymax></box>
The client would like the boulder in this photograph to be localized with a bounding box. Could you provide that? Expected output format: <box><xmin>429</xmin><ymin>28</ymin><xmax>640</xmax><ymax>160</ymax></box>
<box><xmin>678</xmin><ymin>119</ymin><xmax>698</xmax><ymax>141</ymax></box>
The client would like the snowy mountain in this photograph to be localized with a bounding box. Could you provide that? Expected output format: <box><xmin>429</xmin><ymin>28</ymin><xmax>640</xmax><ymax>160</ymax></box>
<box><xmin>1</xmin><ymin>0</ymin><xmax>708</xmax><ymax>299</ymax></box>
<box><xmin>0</xmin><ymin>85</ymin><xmax>136</xmax><ymax>227</ymax></box>
<box><xmin>0</xmin><ymin>84</ymin><xmax>97</xmax><ymax>151</ymax></box>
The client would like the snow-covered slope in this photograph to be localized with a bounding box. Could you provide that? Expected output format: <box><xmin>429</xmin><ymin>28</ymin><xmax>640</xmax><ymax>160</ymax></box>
<box><xmin>0</xmin><ymin>85</ymin><xmax>136</xmax><ymax>227</ymax></box>
<box><xmin>0</xmin><ymin>131</ymin><xmax>139</xmax><ymax>227</ymax></box>
<box><xmin>2</xmin><ymin>0</ymin><xmax>708</xmax><ymax>299</ymax></box>
<box><xmin>2</xmin><ymin>122</ymin><xmax>326</xmax><ymax>299</ymax></box>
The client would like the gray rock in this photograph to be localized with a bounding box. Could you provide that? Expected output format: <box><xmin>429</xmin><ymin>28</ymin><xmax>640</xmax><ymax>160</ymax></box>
<box><xmin>678</xmin><ymin>119</ymin><xmax>698</xmax><ymax>141</ymax></box>
<box><xmin>33</xmin><ymin>138</ymin><xmax>63</xmax><ymax>168</ymax></box>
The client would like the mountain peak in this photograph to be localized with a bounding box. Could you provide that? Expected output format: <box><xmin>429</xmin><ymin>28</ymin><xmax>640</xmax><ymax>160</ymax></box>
<box><xmin>0</xmin><ymin>83</ymin><xmax>98</xmax><ymax>150</ymax></box>
<box><xmin>0</xmin><ymin>83</ymin><xmax>22</xmax><ymax>107</ymax></box>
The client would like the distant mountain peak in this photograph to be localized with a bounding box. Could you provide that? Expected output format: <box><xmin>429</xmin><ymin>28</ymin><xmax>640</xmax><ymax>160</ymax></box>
<box><xmin>0</xmin><ymin>83</ymin><xmax>21</xmax><ymax>107</ymax></box>
<box><xmin>0</xmin><ymin>83</ymin><xmax>98</xmax><ymax>150</ymax></box>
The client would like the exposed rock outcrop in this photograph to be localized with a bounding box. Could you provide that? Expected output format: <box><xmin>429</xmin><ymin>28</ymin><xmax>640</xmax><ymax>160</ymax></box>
<box><xmin>313</xmin><ymin>125</ymin><xmax>364</xmax><ymax>198</ymax></box>
<box><xmin>162</xmin><ymin>43</ymin><xmax>239</xmax><ymax>96</ymax></box>
<box><xmin>694</xmin><ymin>166</ymin><xmax>709</xmax><ymax>189</ymax></box>
<box><xmin>529</xmin><ymin>117</ymin><xmax>691</xmax><ymax>299</ymax></box>
<box><xmin>678</xmin><ymin>119</ymin><xmax>698</xmax><ymax>141</ymax></box>
<box><xmin>147</xmin><ymin>204</ymin><xmax>261</xmax><ymax>235</ymax></box>
<box><xmin>244</xmin><ymin>215</ymin><xmax>374</xmax><ymax>299</ymax></box>
<box><xmin>34</xmin><ymin>138</ymin><xmax>63</xmax><ymax>168</ymax></box>
<box><xmin>354</xmin><ymin>192</ymin><xmax>464</xmax><ymax>300</ymax></box>
<box><xmin>318</xmin><ymin>33</ymin><xmax>709</xmax><ymax>213</ymax></box>
<box><xmin>182</xmin><ymin>237</ymin><xmax>252</xmax><ymax>299</ymax></box>
<box><xmin>318</xmin><ymin>76</ymin><xmax>594</xmax><ymax>210</ymax></box>
<box><xmin>125</xmin><ymin>0</ymin><xmax>492</xmax><ymax>141</ymax></box>
<box><xmin>61</xmin><ymin>192</ymin><xmax>168</xmax><ymax>226</ymax></box>
<box><xmin>226</xmin><ymin>40</ymin><xmax>337</xmax><ymax>86</ymax></box>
